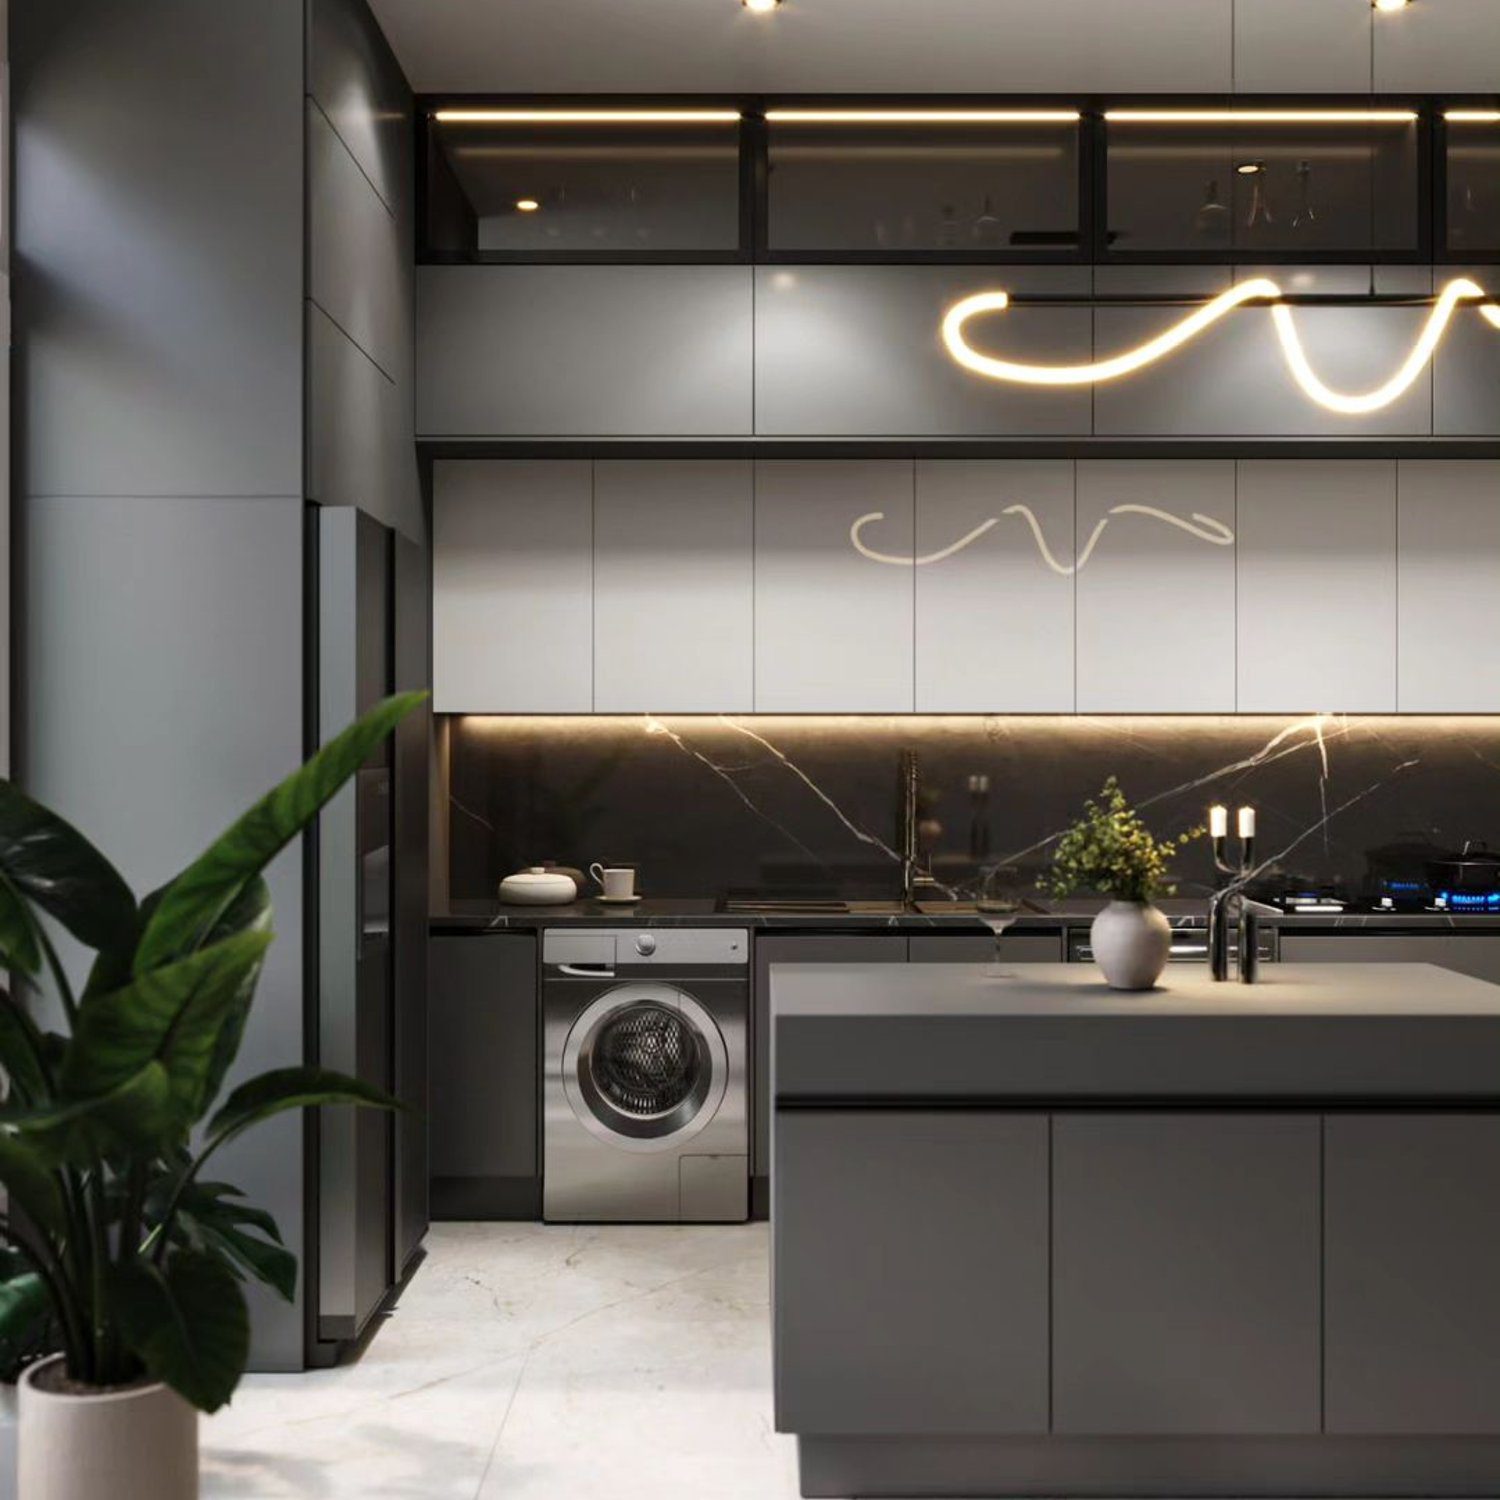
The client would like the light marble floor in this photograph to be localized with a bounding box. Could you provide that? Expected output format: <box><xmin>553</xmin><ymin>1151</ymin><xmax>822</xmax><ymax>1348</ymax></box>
<box><xmin>198</xmin><ymin>1222</ymin><xmax>799</xmax><ymax>1500</ymax></box>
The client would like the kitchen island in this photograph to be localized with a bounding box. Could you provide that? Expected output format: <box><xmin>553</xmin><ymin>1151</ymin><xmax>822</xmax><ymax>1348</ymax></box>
<box><xmin>771</xmin><ymin>962</ymin><xmax>1500</xmax><ymax>1498</ymax></box>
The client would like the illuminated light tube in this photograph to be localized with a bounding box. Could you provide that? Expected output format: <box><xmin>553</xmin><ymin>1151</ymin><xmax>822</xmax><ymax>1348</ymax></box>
<box><xmin>1105</xmin><ymin>109</ymin><xmax>1417</xmax><ymax>124</ymax></box>
<box><xmin>941</xmin><ymin>278</ymin><xmax>1500</xmax><ymax>414</ymax></box>
<box><xmin>1446</xmin><ymin>110</ymin><xmax>1500</xmax><ymax>123</ymax></box>
<box><xmin>432</xmin><ymin>109</ymin><xmax>742</xmax><ymax>125</ymax></box>
<box><xmin>766</xmin><ymin>109</ymin><xmax>1081</xmax><ymax>124</ymax></box>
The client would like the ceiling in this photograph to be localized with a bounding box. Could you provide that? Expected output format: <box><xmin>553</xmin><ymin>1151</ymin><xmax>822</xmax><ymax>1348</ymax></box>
<box><xmin>366</xmin><ymin>0</ymin><xmax>1242</xmax><ymax>97</ymax></box>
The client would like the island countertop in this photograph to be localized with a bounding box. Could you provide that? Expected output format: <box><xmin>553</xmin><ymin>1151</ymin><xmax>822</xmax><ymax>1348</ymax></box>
<box><xmin>771</xmin><ymin>961</ymin><xmax>1500</xmax><ymax>1101</ymax></box>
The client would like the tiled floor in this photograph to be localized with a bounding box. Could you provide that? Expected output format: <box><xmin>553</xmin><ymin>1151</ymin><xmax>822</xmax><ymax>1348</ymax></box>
<box><xmin>197</xmin><ymin>1222</ymin><xmax>797</xmax><ymax>1500</ymax></box>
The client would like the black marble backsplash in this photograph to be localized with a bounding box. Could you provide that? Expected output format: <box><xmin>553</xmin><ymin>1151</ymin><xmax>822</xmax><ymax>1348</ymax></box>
<box><xmin>446</xmin><ymin>715</ymin><xmax>1500</xmax><ymax>904</ymax></box>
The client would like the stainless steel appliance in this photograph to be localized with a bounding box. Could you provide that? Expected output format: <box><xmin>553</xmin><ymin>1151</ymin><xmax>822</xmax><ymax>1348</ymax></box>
<box><xmin>1067</xmin><ymin>914</ymin><xmax>1278</xmax><ymax>966</ymax></box>
<box><xmin>543</xmin><ymin>928</ymin><xmax>749</xmax><ymax>1222</ymax></box>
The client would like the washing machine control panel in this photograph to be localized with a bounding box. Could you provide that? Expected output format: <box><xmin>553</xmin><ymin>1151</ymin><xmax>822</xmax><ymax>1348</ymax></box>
<box><xmin>634</xmin><ymin>934</ymin><xmax>657</xmax><ymax>956</ymax></box>
<box><xmin>543</xmin><ymin>927</ymin><xmax>748</xmax><ymax>968</ymax></box>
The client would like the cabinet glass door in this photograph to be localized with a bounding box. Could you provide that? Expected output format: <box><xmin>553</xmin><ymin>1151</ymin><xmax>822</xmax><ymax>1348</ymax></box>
<box><xmin>1445</xmin><ymin>110</ymin><xmax>1500</xmax><ymax>256</ymax></box>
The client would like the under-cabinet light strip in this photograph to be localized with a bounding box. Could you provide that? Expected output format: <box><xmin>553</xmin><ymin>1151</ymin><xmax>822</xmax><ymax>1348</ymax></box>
<box><xmin>765</xmin><ymin>109</ymin><xmax>1080</xmax><ymax>124</ymax></box>
<box><xmin>432</xmin><ymin>109</ymin><xmax>743</xmax><ymax>124</ymax></box>
<box><xmin>1446</xmin><ymin>110</ymin><xmax>1500</xmax><ymax>123</ymax></box>
<box><xmin>1105</xmin><ymin>109</ymin><xmax>1417</xmax><ymax>124</ymax></box>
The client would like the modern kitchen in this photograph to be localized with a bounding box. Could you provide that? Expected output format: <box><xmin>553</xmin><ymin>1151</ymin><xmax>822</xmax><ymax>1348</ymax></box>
<box><xmin>6</xmin><ymin>0</ymin><xmax>1500</xmax><ymax>1497</ymax></box>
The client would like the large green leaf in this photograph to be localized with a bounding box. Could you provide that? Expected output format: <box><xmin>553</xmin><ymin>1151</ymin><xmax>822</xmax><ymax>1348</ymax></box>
<box><xmin>196</xmin><ymin>878</ymin><xmax>273</xmax><ymax>1112</ymax></box>
<box><xmin>173</xmin><ymin>1182</ymin><xmax>296</xmax><ymax>1303</ymax></box>
<box><xmin>61</xmin><ymin>930</ymin><xmax>273</xmax><ymax>1134</ymax></box>
<box><xmin>0</xmin><ymin>1271</ymin><xmax>55</xmax><ymax>1380</ymax></box>
<box><xmin>0</xmin><ymin>1133</ymin><xmax>65</xmax><ymax>1234</ymax></box>
<box><xmin>0</xmin><ymin>781</ymin><xmax>136</xmax><ymax>958</ymax></box>
<box><xmin>135</xmin><ymin>692</ymin><xmax>424</xmax><ymax>976</ymax></box>
<box><xmin>110</xmin><ymin>1250</ymin><xmax>249</xmax><ymax>1413</ymax></box>
<box><xmin>0</xmin><ymin>990</ymin><xmax>54</xmax><ymax>1105</ymax></box>
<box><xmin>11</xmin><ymin>1062</ymin><xmax>177</xmax><ymax>1163</ymax></box>
<box><xmin>0</xmin><ymin>881</ymin><xmax>41</xmax><ymax>978</ymax></box>
<box><xmin>206</xmin><ymin>1066</ymin><xmax>400</xmax><ymax>1148</ymax></box>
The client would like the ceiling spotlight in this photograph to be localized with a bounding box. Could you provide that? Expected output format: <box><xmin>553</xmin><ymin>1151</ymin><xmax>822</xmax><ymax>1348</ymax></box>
<box><xmin>743</xmin><ymin>0</ymin><xmax>780</xmax><ymax>11</ymax></box>
<box><xmin>1373</xmin><ymin>0</ymin><xmax>1410</xmax><ymax>11</ymax></box>
<box><xmin>515</xmin><ymin>198</ymin><xmax>540</xmax><ymax>213</ymax></box>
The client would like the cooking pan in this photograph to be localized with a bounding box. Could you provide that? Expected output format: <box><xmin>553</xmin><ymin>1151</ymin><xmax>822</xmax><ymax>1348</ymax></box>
<box><xmin>1426</xmin><ymin>841</ymin><xmax>1500</xmax><ymax>895</ymax></box>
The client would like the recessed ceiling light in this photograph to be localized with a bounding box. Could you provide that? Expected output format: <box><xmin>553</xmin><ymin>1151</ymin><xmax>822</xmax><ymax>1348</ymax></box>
<box><xmin>1373</xmin><ymin>0</ymin><xmax>1410</xmax><ymax>11</ymax></box>
<box><xmin>515</xmin><ymin>198</ymin><xmax>540</xmax><ymax>212</ymax></box>
<box><xmin>743</xmin><ymin>0</ymin><xmax>780</xmax><ymax>11</ymax></box>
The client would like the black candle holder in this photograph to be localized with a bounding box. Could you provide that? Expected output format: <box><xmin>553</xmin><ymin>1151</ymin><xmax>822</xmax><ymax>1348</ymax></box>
<box><xmin>1209</xmin><ymin>822</ymin><xmax>1260</xmax><ymax>984</ymax></box>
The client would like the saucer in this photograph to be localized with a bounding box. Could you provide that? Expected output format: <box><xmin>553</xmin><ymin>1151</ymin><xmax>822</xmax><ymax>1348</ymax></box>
<box><xmin>596</xmin><ymin>893</ymin><xmax>643</xmax><ymax>904</ymax></box>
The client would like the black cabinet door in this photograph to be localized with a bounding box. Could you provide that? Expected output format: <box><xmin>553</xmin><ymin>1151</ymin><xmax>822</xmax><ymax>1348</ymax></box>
<box><xmin>775</xmin><ymin>1109</ymin><xmax>1050</xmax><ymax>1436</ymax></box>
<box><xmin>430</xmin><ymin>934</ymin><xmax>540</xmax><ymax>1219</ymax></box>
<box><xmin>1325</xmin><ymin>1114</ymin><xmax>1500</xmax><ymax>1435</ymax></box>
<box><xmin>1052</xmin><ymin>1113</ymin><xmax>1322</xmax><ymax>1435</ymax></box>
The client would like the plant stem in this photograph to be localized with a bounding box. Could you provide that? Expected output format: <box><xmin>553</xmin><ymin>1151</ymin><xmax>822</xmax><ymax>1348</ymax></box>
<box><xmin>0</xmin><ymin>1212</ymin><xmax>89</xmax><ymax>1377</ymax></box>
<box><xmin>33</xmin><ymin>922</ymin><xmax>79</xmax><ymax>1029</ymax></box>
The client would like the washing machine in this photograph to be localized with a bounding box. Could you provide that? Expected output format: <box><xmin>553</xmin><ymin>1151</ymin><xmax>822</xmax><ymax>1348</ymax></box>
<box><xmin>543</xmin><ymin>927</ymin><xmax>749</xmax><ymax>1222</ymax></box>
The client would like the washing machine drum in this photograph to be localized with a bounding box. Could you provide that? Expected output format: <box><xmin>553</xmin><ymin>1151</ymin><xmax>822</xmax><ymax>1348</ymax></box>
<box><xmin>564</xmin><ymin>984</ymin><xmax>729</xmax><ymax>1151</ymax></box>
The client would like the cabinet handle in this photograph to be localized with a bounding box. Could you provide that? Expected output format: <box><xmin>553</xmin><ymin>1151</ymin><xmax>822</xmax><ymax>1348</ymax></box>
<box><xmin>556</xmin><ymin>963</ymin><xmax>616</xmax><ymax>978</ymax></box>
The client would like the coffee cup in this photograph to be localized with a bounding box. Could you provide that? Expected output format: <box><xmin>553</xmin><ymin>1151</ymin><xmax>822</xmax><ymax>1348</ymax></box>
<box><xmin>590</xmin><ymin>863</ymin><xmax>637</xmax><ymax>900</ymax></box>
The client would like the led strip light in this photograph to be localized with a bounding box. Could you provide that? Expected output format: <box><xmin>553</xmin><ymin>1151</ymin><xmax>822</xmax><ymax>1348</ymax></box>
<box><xmin>941</xmin><ymin>278</ymin><xmax>1500</xmax><ymax>414</ymax></box>
<box><xmin>432</xmin><ymin>109</ymin><xmax>742</xmax><ymax>124</ymax></box>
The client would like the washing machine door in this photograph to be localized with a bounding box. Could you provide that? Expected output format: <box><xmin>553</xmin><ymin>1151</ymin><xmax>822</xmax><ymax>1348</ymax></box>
<box><xmin>562</xmin><ymin>983</ymin><xmax>729</xmax><ymax>1154</ymax></box>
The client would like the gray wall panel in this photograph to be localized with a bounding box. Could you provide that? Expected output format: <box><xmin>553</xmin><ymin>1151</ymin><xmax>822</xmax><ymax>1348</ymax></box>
<box><xmin>1094</xmin><ymin>306</ymin><xmax>1433</xmax><ymax>438</ymax></box>
<box><xmin>22</xmin><ymin>494</ymin><xmax>308</xmax><ymax>1369</ymax></box>
<box><xmin>754</xmin><ymin>266</ymin><xmax>1092</xmax><ymax>437</ymax></box>
<box><xmin>13</xmin><ymin>0</ymin><xmax>304</xmax><ymax>498</ymax></box>
<box><xmin>1374</xmin><ymin>0</ymin><xmax>1500</xmax><ymax>92</ymax></box>
<box><xmin>1232</xmin><ymin>0</ymin><xmax>1373</xmax><ymax>93</ymax></box>
<box><xmin>309</xmin><ymin>101</ymin><xmax>404</xmax><ymax>381</ymax></box>
<box><xmin>1434</xmin><ymin>312</ymin><xmax>1500</xmax><ymax>437</ymax></box>
<box><xmin>310</xmin><ymin>0</ymin><xmax>412</xmax><ymax>214</ymax></box>
<box><xmin>416</xmin><ymin>265</ymin><xmax>754</xmax><ymax>437</ymax></box>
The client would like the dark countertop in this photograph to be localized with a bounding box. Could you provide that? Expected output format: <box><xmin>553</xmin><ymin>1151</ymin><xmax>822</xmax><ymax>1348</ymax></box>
<box><xmin>431</xmin><ymin>896</ymin><xmax>1500</xmax><ymax>935</ymax></box>
<box><xmin>772</xmin><ymin>961</ymin><xmax>1500</xmax><ymax>1100</ymax></box>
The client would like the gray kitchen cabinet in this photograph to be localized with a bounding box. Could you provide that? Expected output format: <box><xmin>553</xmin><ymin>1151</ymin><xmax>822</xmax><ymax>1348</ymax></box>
<box><xmin>754</xmin><ymin>266</ymin><xmax>1092</xmax><ymax>437</ymax></box>
<box><xmin>1325</xmin><ymin>1115</ymin><xmax>1500</xmax><ymax>1433</ymax></box>
<box><xmin>1397</xmin><ymin>462</ymin><xmax>1500</xmax><ymax>711</ymax></box>
<box><xmin>416</xmin><ymin>265</ymin><xmax>753</xmax><ymax>437</ymax></box>
<box><xmin>430</xmin><ymin>934</ymin><xmax>540</xmax><ymax>1220</ymax></box>
<box><xmin>909</xmin><ymin>932</ymin><xmax>1064</xmax><ymax>963</ymax></box>
<box><xmin>754</xmin><ymin>934</ymin><xmax>906</xmax><ymax>1191</ymax></box>
<box><xmin>1236</xmin><ymin>460</ymin><xmax>1398</xmax><ymax>711</ymax></box>
<box><xmin>1434</xmin><ymin>314</ymin><xmax>1500</xmax><ymax>437</ymax></box>
<box><xmin>774</xmin><ymin>1109</ymin><xmax>1050</xmax><ymax>1435</ymax></box>
<box><xmin>1075</xmin><ymin>460</ymin><xmax>1236</xmax><ymax>712</ymax></box>
<box><xmin>1232</xmin><ymin>0</ymin><xmax>1372</xmax><ymax>93</ymax></box>
<box><xmin>754</xmin><ymin>461</ymin><xmax>915</xmax><ymax>712</ymax></box>
<box><xmin>1374</xmin><ymin>0</ymin><xmax>1500</xmax><ymax>92</ymax></box>
<box><xmin>593</xmin><ymin>460</ymin><xmax>754</xmax><ymax>712</ymax></box>
<box><xmin>1093</xmin><ymin>307</ymin><xmax>1432</xmax><ymax>438</ymax></box>
<box><xmin>432</xmin><ymin>460</ymin><xmax>593</xmax><ymax>712</ymax></box>
<box><xmin>1052</xmin><ymin>1113</ymin><xmax>1322</xmax><ymax>1435</ymax></box>
<box><xmin>1279</xmin><ymin>933</ymin><xmax>1500</xmax><ymax>985</ymax></box>
<box><xmin>914</xmin><ymin>460</ymin><xmax>1075</xmax><ymax>712</ymax></box>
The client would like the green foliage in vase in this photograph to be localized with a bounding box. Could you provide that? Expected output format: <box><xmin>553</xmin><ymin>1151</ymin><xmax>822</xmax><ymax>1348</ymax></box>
<box><xmin>0</xmin><ymin>692</ymin><xmax>425</xmax><ymax>1411</ymax></box>
<box><xmin>1040</xmin><ymin>777</ymin><xmax>1201</xmax><ymax>904</ymax></box>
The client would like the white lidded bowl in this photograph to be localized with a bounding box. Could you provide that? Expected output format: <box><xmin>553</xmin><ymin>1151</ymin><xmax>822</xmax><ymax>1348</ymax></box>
<box><xmin>499</xmin><ymin>866</ymin><xmax>579</xmax><ymax>905</ymax></box>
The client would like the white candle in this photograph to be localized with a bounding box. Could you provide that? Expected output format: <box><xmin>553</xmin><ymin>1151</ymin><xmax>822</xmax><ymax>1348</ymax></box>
<box><xmin>1238</xmin><ymin>806</ymin><xmax>1256</xmax><ymax>838</ymax></box>
<box><xmin>1209</xmin><ymin>805</ymin><xmax>1228</xmax><ymax>838</ymax></box>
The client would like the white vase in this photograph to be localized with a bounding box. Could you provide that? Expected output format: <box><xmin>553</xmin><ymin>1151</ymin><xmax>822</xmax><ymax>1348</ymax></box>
<box><xmin>1090</xmin><ymin>899</ymin><xmax>1172</xmax><ymax>991</ymax></box>
<box><xmin>19</xmin><ymin>1355</ymin><xmax>197</xmax><ymax>1500</ymax></box>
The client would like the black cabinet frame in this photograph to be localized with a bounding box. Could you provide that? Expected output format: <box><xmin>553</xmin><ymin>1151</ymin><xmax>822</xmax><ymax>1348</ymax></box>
<box><xmin>416</xmin><ymin>92</ymin><xmax>1500</xmax><ymax>269</ymax></box>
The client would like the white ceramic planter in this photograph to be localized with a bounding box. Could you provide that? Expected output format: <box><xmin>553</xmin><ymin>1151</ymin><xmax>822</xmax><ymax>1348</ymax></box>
<box><xmin>1090</xmin><ymin>899</ymin><xmax>1172</xmax><ymax>990</ymax></box>
<box><xmin>19</xmin><ymin>1355</ymin><xmax>197</xmax><ymax>1500</ymax></box>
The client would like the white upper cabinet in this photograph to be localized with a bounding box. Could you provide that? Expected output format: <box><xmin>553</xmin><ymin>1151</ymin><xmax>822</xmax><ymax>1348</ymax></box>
<box><xmin>754</xmin><ymin>461</ymin><xmax>915</xmax><ymax>712</ymax></box>
<box><xmin>914</xmin><ymin>460</ymin><xmax>1075</xmax><ymax>712</ymax></box>
<box><xmin>593</xmin><ymin>460</ymin><xmax>754</xmax><ymax>713</ymax></box>
<box><xmin>1076</xmin><ymin>461</ymin><xmax>1237</xmax><ymax>713</ymax></box>
<box><xmin>1398</xmin><ymin>461</ymin><xmax>1500</xmax><ymax>713</ymax></box>
<box><xmin>1374</xmin><ymin>0</ymin><xmax>1500</xmax><ymax>92</ymax></box>
<box><xmin>1232</xmin><ymin>0</ymin><xmax>1373</xmax><ymax>93</ymax></box>
<box><xmin>1236</xmin><ymin>461</ymin><xmax>1397</xmax><ymax>713</ymax></box>
<box><xmin>432</xmin><ymin>460</ymin><xmax>593</xmax><ymax>713</ymax></box>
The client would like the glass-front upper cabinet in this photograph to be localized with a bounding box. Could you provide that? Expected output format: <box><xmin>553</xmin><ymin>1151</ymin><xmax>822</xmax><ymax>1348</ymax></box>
<box><xmin>1104</xmin><ymin>109</ymin><xmax>1422</xmax><ymax>258</ymax></box>
<box><xmin>764</xmin><ymin>109</ymin><xmax>1082</xmax><ymax>256</ymax></box>
<box><xmin>424</xmin><ymin>108</ymin><xmax>745</xmax><ymax>258</ymax></box>
<box><xmin>1444</xmin><ymin>108</ymin><xmax>1500</xmax><ymax>258</ymax></box>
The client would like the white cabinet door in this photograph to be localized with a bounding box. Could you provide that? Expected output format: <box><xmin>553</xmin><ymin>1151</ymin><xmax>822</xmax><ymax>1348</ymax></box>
<box><xmin>1374</xmin><ymin>0</ymin><xmax>1500</xmax><ymax>92</ymax></box>
<box><xmin>1076</xmin><ymin>461</ymin><xmax>1237</xmax><ymax>712</ymax></box>
<box><xmin>593</xmin><ymin>460</ymin><xmax>754</xmax><ymax>712</ymax></box>
<box><xmin>1236</xmin><ymin>460</ymin><xmax>1397</xmax><ymax>712</ymax></box>
<box><xmin>1398</xmin><ymin>461</ymin><xmax>1500</xmax><ymax>712</ymax></box>
<box><xmin>914</xmin><ymin>460</ymin><xmax>1074</xmax><ymax>712</ymax></box>
<box><xmin>754</xmin><ymin>461</ymin><xmax>914</xmax><ymax>712</ymax></box>
<box><xmin>432</xmin><ymin>460</ymin><xmax>593</xmax><ymax>713</ymax></box>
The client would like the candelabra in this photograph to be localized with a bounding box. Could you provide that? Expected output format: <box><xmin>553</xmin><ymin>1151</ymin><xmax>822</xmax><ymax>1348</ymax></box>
<box><xmin>1208</xmin><ymin>805</ymin><xmax>1260</xmax><ymax>983</ymax></box>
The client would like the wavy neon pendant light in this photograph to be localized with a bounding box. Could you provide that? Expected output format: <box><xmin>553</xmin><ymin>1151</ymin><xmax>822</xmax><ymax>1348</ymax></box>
<box><xmin>941</xmin><ymin>277</ymin><xmax>1500</xmax><ymax>414</ymax></box>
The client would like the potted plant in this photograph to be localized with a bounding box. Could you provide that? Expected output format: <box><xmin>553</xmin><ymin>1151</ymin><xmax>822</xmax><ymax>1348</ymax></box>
<box><xmin>1042</xmin><ymin>777</ymin><xmax>1200</xmax><ymax>990</ymax></box>
<box><xmin>0</xmin><ymin>691</ymin><xmax>424</xmax><ymax>1500</ymax></box>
